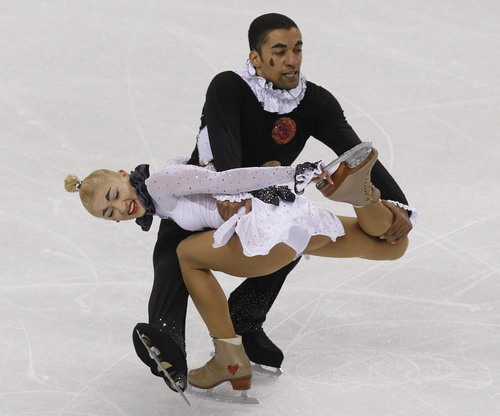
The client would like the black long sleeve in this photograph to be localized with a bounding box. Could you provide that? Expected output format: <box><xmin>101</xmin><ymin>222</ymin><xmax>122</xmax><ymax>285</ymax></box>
<box><xmin>196</xmin><ymin>71</ymin><xmax>409</xmax><ymax>205</ymax></box>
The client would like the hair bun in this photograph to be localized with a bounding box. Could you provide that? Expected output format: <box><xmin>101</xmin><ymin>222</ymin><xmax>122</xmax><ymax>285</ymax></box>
<box><xmin>64</xmin><ymin>174</ymin><xmax>81</xmax><ymax>193</ymax></box>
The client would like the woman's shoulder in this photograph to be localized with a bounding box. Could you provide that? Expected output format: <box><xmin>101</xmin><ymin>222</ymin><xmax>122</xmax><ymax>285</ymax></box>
<box><xmin>150</xmin><ymin>158</ymin><xmax>214</xmax><ymax>178</ymax></box>
<box><xmin>163</xmin><ymin>156</ymin><xmax>191</xmax><ymax>167</ymax></box>
<box><xmin>147</xmin><ymin>157</ymin><xmax>190</xmax><ymax>180</ymax></box>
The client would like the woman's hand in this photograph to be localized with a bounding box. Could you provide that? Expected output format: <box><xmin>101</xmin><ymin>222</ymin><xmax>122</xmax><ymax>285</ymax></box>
<box><xmin>311</xmin><ymin>169</ymin><xmax>334</xmax><ymax>185</ymax></box>
<box><xmin>216</xmin><ymin>199</ymin><xmax>252</xmax><ymax>221</ymax></box>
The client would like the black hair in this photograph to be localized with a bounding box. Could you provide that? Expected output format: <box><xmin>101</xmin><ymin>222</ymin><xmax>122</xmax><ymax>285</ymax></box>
<box><xmin>248</xmin><ymin>13</ymin><xmax>298</xmax><ymax>55</ymax></box>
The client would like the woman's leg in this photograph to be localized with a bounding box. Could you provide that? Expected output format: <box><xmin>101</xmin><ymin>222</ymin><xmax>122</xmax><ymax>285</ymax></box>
<box><xmin>177</xmin><ymin>231</ymin><xmax>297</xmax><ymax>338</ymax></box>
<box><xmin>304</xmin><ymin>215</ymin><xmax>408</xmax><ymax>260</ymax></box>
<box><xmin>353</xmin><ymin>200</ymin><xmax>395</xmax><ymax>237</ymax></box>
<box><xmin>177</xmin><ymin>207</ymin><xmax>407</xmax><ymax>340</ymax></box>
<box><xmin>177</xmin><ymin>232</ymin><xmax>297</xmax><ymax>390</ymax></box>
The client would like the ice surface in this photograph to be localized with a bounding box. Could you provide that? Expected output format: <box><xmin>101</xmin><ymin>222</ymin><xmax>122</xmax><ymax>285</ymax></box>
<box><xmin>1</xmin><ymin>1</ymin><xmax>499</xmax><ymax>415</ymax></box>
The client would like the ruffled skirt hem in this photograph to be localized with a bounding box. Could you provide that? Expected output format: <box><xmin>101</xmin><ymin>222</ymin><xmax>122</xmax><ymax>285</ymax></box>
<box><xmin>213</xmin><ymin>196</ymin><xmax>345</xmax><ymax>257</ymax></box>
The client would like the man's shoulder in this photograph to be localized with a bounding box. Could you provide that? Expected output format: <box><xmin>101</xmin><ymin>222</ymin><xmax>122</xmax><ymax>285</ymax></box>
<box><xmin>210</xmin><ymin>71</ymin><xmax>245</xmax><ymax>87</ymax></box>
<box><xmin>303</xmin><ymin>80</ymin><xmax>340</xmax><ymax>107</ymax></box>
<box><xmin>305</xmin><ymin>80</ymin><xmax>333</xmax><ymax>96</ymax></box>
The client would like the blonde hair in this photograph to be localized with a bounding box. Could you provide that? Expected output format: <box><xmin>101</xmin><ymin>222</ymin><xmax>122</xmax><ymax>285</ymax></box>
<box><xmin>64</xmin><ymin>169</ymin><xmax>119</xmax><ymax>215</ymax></box>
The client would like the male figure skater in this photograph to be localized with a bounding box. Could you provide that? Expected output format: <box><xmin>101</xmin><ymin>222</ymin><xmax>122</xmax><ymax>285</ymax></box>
<box><xmin>133</xmin><ymin>13</ymin><xmax>412</xmax><ymax>393</ymax></box>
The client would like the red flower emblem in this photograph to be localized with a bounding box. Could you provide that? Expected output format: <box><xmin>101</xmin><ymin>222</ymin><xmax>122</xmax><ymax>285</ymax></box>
<box><xmin>272</xmin><ymin>117</ymin><xmax>297</xmax><ymax>145</ymax></box>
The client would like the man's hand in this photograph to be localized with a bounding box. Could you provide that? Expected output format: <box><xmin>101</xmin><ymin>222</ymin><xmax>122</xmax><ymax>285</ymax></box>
<box><xmin>216</xmin><ymin>199</ymin><xmax>252</xmax><ymax>221</ymax></box>
<box><xmin>380</xmin><ymin>200</ymin><xmax>412</xmax><ymax>244</ymax></box>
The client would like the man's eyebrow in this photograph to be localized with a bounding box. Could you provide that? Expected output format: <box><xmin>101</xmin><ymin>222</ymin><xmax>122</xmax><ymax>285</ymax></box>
<box><xmin>105</xmin><ymin>188</ymin><xmax>111</xmax><ymax>201</ymax></box>
<box><xmin>271</xmin><ymin>40</ymin><xmax>303</xmax><ymax>49</ymax></box>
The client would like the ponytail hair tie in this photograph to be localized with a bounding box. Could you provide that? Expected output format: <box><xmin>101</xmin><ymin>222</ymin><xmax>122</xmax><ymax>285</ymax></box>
<box><xmin>74</xmin><ymin>181</ymin><xmax>82</xmax><ymax>191</ymax></box>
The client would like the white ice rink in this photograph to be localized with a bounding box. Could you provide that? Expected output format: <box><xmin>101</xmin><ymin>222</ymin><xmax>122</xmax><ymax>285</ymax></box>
<box><xmin>1</xmin><ymin>1</ymin><xmax>500</xmax><ymax>415</ymax></box>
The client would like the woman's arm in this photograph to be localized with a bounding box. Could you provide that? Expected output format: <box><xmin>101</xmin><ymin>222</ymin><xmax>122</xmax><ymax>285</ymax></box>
<box><xmin>147</xmin><ymin>164</ymin><xmax>298</xmax><ymax>198</ymax></box>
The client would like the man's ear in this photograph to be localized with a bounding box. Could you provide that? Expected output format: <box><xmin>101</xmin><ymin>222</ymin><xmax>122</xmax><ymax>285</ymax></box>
<box><xmin>249</xmin><ymin>50</ymin><xmax>262</xmax><ymax>69</ymax></box>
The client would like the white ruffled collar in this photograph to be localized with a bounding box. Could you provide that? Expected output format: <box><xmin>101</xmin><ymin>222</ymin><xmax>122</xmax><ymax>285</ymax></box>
<box><xmin>234</xmin><ymin>61</ymin><xmax>307</xmax><ymax>114</ymax></box>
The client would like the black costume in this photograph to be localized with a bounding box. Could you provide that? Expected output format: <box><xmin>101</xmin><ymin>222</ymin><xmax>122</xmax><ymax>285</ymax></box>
<box><xmin>133</xmin><ymin>67</ymin><xmax>409</xmax><ymax>384</ymax></box>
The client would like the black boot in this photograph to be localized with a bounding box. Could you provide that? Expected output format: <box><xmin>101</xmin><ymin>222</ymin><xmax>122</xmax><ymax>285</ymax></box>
<box><xmin>133</xmin><ymin>323</ymin><xmax>188</xmax><ymax>392</ymax></box>
<box><xmin>241</xmin><ymin>329</ymin><xmax>284</xmax><ymax>368</ymax></box>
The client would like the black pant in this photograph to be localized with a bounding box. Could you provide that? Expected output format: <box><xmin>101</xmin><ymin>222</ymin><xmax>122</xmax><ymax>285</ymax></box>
<box><xmin>146</xmin><ymin>218</ymin><xmax>300</xmax><ymax>354</ymax></box>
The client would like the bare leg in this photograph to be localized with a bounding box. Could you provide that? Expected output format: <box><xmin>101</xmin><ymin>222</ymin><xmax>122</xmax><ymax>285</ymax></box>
<box><xmin>177</xmin><ymin>231</ymin><xmax>297</xmax><ymax>338</ymax></box>
<box><xmin>177</xmin><ymin>207</ymin><xmax>407</xmax><ymax>339</ymax></box>
<box><xmin>303</xmin><ymin>216</ymin><xmax>408</xmax><ymax>260</ymax></box>
<box><xmin>182</xmin><ymin>267</ymin><xmax>237</xmax><ymax>339</ymax></box>
<box><xmin>354</xmin><ymin>200</ymin><xmax>394</xmax><ymax>237</ymax></box>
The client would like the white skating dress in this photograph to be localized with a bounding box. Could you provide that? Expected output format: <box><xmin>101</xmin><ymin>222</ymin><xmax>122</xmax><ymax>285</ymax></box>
<box><xmin>145</xmin><ymin>158</ymin><xmax>345</xmax><ymax>257</ymax></box>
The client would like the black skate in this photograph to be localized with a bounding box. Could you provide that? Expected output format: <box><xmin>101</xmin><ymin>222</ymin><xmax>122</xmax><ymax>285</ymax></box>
<box><xmin>133</xmin><ymin>324</ymin><xmax>190</xmax><ymax>406</ymax></box>
<box><xmin>241</xmin><ymin>330</ymin><xmax>284</xmax><ymax>377</ymax></box>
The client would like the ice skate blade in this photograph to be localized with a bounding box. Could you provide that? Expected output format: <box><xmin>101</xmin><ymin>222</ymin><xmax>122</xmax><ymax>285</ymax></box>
<box><xmin>252</xmin><ymin>363</ymin><xmax>283</xmax><ymax>377</ymax></box>
<box><xmin>135</xmin><ymin>330</ymin><xmax>191</xmax><ymax>407</ymax></box>
<box><xmin>324</xmin><ymin>142</ymin><xmax>373</xmax><ymax>174</ymax></box>
<box><xmin>316</xmin><ymin>142</ymin><xmax>373</xmax><ymax>190</ymax></box>
<box><xmin>187</xmin><ymin>385</ymin><xmax>259</xmax><ymax>404</ymax></box>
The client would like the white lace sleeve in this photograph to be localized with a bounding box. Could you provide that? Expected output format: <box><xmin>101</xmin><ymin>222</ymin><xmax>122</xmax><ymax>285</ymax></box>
<box><xmin>214</xmin><ymin>192</ymin><xmax>253</xmax><ymax>202</ymax></box>
<box><xmin>146</xmin><ymin>164</ymin><xmax>296</xmax><ymax>199</ymax></box>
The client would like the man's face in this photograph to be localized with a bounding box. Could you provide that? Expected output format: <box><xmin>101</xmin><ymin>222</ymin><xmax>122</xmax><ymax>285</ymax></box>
<box><xmin>250</xmin><ymin>27</ymin><xmax>303</xmax><ymax>90</ymax></box>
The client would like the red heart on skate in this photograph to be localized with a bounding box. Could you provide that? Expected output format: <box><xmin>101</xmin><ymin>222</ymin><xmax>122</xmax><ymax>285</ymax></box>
<box><xmin>226</xmin><ymin>364</ymin><xmax>239</xmax><ymax>375</ymax></box>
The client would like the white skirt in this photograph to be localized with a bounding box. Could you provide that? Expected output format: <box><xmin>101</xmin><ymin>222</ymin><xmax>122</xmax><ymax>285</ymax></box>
<box><xmin>213</xmin><ymin>195</ymin><xmax>345</xmax><ymax>257</ymax></box>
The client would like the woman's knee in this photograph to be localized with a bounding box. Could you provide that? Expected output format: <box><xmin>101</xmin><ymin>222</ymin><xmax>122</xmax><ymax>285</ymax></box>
<box><xmin>385</xmin><ymin>237</ymin><xmax>409</xmax><ymax>260</ymax></box>
<box><xmin>176</xmin><ymin>232</ymin><xmax>212</xmax><ymax>269</ymax></box>
<box><xmin>176</xmin><ymin>238</ymin><xmax>198</xmax><ymax>269</ymax></box>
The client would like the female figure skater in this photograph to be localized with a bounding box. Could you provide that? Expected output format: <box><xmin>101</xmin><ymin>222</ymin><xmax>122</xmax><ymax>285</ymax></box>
<box><xmin>64</xmin><ymin>143</ymin><xmax>411</xmax><ymax>395</ymax></box>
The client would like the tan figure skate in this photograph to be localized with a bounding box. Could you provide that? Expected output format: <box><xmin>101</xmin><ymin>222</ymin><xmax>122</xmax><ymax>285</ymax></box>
<box><xmin>317</xmin><ymin>143</ymin><xmax>381</xmax><ymax>207</ymax></box>
<box><xmin>187</xmin><ymin>336</ymin><xmax>258</xmax><ymax>404</ymax></box>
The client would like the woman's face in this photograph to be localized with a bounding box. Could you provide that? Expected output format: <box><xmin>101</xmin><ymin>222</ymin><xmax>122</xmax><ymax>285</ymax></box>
<box><xmin>90</xmin><ymin>171</ymin><xmax>147</xmax><ymax>221</ymax></box>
